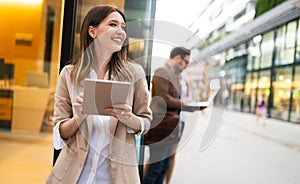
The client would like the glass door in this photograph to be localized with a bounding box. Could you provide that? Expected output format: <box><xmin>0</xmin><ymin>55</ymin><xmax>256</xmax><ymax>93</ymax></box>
<box><xmin>0</xmin><ymin>0</ymin><xmax>64</xmax><ymax>132</ymax></box>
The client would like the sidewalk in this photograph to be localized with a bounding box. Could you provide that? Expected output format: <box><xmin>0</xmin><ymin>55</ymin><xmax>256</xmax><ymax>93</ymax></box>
<box><xmin>223</xmin><ymin>109</ymin><xmax>300</xmax><ymax>150</ymax></box>
<box><xmin>0</xmin><ymin>129</ymin><xmax>53</xmax><ymax>184</ymax></box>
<box><xmin>171</xmin><ymin>108</ymin><xmax>300</xmax><ymax>184</ymax></box>
<box><xmin>0</xmin><ymin>108</ymin><xmax>300</xmax><ymax>183</ymax></box>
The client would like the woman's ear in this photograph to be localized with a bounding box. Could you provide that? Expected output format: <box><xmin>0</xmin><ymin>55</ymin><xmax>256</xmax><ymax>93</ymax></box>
<box><xmin>88</xmin><ymin>26</ymin><xmax>96</xmax><ymax>38</ymax></box>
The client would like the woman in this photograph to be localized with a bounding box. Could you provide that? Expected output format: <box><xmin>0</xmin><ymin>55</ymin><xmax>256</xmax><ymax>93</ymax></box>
<box><xmin>256</xmin><ymin>94</ymin><xmax>266</xmax><ymax>126</ymax></box>
<box><xmin>46</xmin><ymin>5</ymin><xmax>152</xmax><ymax>184</ymax></box>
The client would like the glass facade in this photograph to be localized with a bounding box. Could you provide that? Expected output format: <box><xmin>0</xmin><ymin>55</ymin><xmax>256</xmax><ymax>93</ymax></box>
<box><xmin>247</xmin><ymin>36</ymin><xmax>262</xmax><ymax>71</ymax></box>
<box><xmin>0</xmin><ymin>0</ymin><xmax>63</xmax><ymax>132</ymax></box>
<box><xmin>276</xmin><ymin>21</ymin><xmax>296</xmax><ymax>65</ymax></box>
<box><xmin>243</xmin><ymin>73</ymin><xmax>252</xmax><ymax>112</ymax></box>
<box><xmin>290</xmin><ymin>66</ymin><xmax>300</xmax><ymax>122</ymax></box>
<box><xmin>223</xmin><ymin>52</ymin><xmax>247</xmax><ymax>110</ymax></box>
<box><xmin>222</xmin><ymin>18</ymin><xmax>300</xmax><ymax>123</ymax></box>
<box><xmin>272</xmin><ymin>67</ymin><xmax>292</xmax><ymax>120</ymax></box>
<box><xmin>296</xmin><ymin>19</ymin><xmax>300</xmax><ymax>62</ymax></box>
<box><xmin>260</xmin><ymin>31</ymin><xmax>274</xmax><ymax>69</ymax></box>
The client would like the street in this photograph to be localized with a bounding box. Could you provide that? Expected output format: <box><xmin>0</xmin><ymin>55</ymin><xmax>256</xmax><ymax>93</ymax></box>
<box><xmin>169</xmin><ymin>109</ymin><xmax>300</xmax><ymax>184</ymax></box>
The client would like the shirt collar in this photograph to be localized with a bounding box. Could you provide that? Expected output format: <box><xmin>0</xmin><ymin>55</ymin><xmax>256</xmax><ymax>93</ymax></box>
<box><xmin>89</xmin><ymin>68</ymin><xmax>112</xmax><ymax>80</ymax></box>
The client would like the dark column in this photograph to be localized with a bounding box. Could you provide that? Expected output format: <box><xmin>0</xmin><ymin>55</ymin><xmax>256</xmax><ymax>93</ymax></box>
<box><xmin>53</xmin><ymin>0</ymin><xmax>77</xmax><ymax>166</ymax></box>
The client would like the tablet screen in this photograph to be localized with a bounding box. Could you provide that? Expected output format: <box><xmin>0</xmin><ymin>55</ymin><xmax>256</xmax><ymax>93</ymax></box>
<box><xmin>82</xmin><ymin>79</ymin><xmax>131</xmax><ymax>115</ymax></box>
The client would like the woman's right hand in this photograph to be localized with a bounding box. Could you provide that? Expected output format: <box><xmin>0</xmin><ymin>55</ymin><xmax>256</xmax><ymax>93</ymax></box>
<box><xmin>72</xmin><ymin>94</ymin><xmax>87</xmax><ymax>126</ymax></box>
<box><xmin>59</xmin><ymin>94</ymin><xmax>87</xmax><ymax>140</ymax></box>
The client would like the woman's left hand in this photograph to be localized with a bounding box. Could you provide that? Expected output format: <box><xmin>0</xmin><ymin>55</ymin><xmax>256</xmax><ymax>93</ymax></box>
<box><xmin>104</xmin><ymin>103</ymin><xmax>133</xmax><ymax>123</ymax></box>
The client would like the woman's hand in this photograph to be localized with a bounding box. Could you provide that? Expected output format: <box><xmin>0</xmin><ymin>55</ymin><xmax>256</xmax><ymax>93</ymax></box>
<box><xmin>59</xmin><ymin>94</ymin><xmax>88</xmax><ymax>140</ymax></box>
<box><xmin>104</xmin><ymin>104</ymin><xmax>141</xmax><ymax>132</ymax></box>
<box><xmin>104</xmin><ymin>103</ymin><xmax>133</xmax><ymax>123</ymax></box>
<box><xmin>72</xmin><ymin>94</ymin><xmax>87</xmax><ymax>126</ymax></box>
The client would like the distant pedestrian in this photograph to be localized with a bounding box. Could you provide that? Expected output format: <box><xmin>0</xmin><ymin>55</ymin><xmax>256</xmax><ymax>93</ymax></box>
<box><xmin>256</xmin><ymin>94</ymin><xmax>266</xmax><ymax>126</ymax></box>
<box><xmin>222</xmin><ymin>88</ymin><xmax>229</xmax><ymax>107</ymax></box>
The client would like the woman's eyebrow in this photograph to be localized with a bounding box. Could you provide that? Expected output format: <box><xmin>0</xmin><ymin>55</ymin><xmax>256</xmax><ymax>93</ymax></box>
<box><xmin>108</xmin><ymin>19</ymin><xmax>125</xmax><ymax>25</ymax></box>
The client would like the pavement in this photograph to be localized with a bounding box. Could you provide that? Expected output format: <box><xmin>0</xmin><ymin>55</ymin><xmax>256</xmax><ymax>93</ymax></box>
<box><xmin>0</xmin><ymin>107</ymin><xmax>300</xmax><ymax>183</ymax></box>
<box><xmin>0</xmin><ymin>129</ymin><xmax>53</xmax><ymax>184</ymax></box>
<box><xmin>169</xmin><ymin>108</ymin><xmax>300</xmax><ymax>184</ymax></box>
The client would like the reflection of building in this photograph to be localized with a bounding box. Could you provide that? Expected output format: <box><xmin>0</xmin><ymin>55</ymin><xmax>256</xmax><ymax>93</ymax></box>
<box><xmin>0</xmin><ymin>0</ymin><xmax>157</xmax><ymax>132</ymax></box>
<box><xmin>190</xmin><ymin>0</ymin><xmax>300</xmax><ymax>123</ymax></box>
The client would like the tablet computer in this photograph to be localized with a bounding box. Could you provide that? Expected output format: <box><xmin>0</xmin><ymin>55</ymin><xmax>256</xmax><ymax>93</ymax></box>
<box><xmin>183</xmin><ymin>101</ymin><xmax>210</xmax><ymax>112</ymax></box>
<box><xmin>183</xmin><ymin>78</ymin><xmax>220</xmax><ymax>112</ymax></box>
<box><xmin>82</xmin><ymin>79</ymin><xmax>131</xmax><ymax>115</ymax></box>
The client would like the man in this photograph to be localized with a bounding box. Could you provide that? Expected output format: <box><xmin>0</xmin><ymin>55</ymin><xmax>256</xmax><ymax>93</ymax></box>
<box><xmin>144</xmin><ymin>47</ymin><xmax>190</xmax><ymax>184</ymax></box>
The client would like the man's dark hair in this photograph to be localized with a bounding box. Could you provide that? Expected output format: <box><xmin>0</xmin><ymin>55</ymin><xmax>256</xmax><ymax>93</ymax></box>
<box><xmin>170</xmin><ymin>47</ymin><xmax>191</xmax><ymax>59</ymax></box>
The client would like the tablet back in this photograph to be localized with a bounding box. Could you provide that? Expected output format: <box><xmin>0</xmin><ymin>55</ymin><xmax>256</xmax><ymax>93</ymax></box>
<box><xmin>83</xmin><ymin>79</ymin><xmax>131</xmax><ymax>115</ymax></box>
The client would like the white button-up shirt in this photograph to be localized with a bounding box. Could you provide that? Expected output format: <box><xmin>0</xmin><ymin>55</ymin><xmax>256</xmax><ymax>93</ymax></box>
<box><xmin>53</xmin><ymin>69</ymin><xmax>112</xmax><ymax>184</ymax></box>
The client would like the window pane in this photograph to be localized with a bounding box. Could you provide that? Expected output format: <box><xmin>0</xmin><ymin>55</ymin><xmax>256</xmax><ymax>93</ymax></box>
<box><xmin>260</xmin><ymin>31</ymin><xmax>274</xmax><ymax>68</ymax></box>
<box><xmin>276</xmin><ymin>21</ymin><xmax>296</xmax><ymax>65</ymax></box>
<box><xmin>286</xmin><ymin>21</ymin><xmax>296</xmax><ymax>48</ymax></box>
<box><xmin>247</xmin><ymin>55</ymin><xmax>253</xmax><ymax>71</ymax></box>
<box><xmin>276</xmin><ymin>25</ymin><xmax>286</xmax><ymax>52</ymax></box>
<box><xmin>296</xmin><ymin>19</ymin><xmax>300</xmax><ymax>62</ymax></box>
<box><xmin>250</xmin><ymin>72</ymin><xmax>258</xmax><ymax>113</ymax></box>
<box><xmin>247</xmin><ymin>41</ymin><xmax>260</xmax><ymax>71</ymax></box>
<box><xmin>271</xmin><ymin>67</ymin><xmax>292</xmax><ymax>121</ymax></box>
<box><xmin>243</xmin><ymin>73</ymin><xmax>252</xmax><ymax>112</ymax></box>
<box><xmin>290</xmin><ymin>66</ymin><xmax>300</xmax><ymax>123</ymax></box>
<box><xmin>0</xmin><ymin>1</ymin><xmax>63</xmax><ymax>132</ymax></box>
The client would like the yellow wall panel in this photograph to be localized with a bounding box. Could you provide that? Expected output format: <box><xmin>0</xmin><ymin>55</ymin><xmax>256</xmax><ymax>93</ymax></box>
<box><xmin>0</xmin><ymin>1</ymin><xmax>43</xmax><ymax>85</ymax></box>
<box><xmin>0</xmin><ymin>3</ymin><xmax>43</xmax><ymax>59</ymax></box>
<box><xmin>12</xmin><ymin>58</ymin><xmax>38</xmax><ymax>86</ymax></box>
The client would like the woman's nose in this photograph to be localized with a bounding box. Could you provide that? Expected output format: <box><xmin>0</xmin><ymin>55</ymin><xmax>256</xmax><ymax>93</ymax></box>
<box><xmin>116</xmin><ymin>25</ymin><xmax>126</xmax><ymax>34</ymax></box>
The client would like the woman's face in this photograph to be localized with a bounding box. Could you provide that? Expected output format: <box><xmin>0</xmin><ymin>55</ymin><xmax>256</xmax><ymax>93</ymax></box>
<box><xmin>91</xmin><ymin>11</ymin><xmax>127</xmax><ymax>53</ymax></box>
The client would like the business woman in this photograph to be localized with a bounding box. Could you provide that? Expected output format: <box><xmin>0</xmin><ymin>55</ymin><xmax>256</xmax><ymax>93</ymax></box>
<box><xmin>46</xmin><ymin>5</ymin><xmax>152</xmax><ymax>184</ymax></box>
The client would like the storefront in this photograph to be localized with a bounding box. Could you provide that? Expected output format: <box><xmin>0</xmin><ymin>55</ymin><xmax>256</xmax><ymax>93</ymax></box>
<box><xmin>224</xmin><ymin>18</ymin><xmax>300</xmax><ymax>123</ymax></box>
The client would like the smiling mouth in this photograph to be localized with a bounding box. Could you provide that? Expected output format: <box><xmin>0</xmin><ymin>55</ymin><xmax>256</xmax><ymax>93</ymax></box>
<box><xmin>111</xmin><ymin>37</ymin><xmax>123</xmax><ymax>44</ymax></box>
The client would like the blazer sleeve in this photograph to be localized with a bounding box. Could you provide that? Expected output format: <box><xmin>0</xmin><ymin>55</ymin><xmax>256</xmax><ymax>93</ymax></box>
<box><xmin>53</xmin><ymin>67</ymin><xmax>73</xmax><ymax>126</ymax></box>
<box><xmin>132</xmin><ymin>64</ymin><xmax>152</xmax><ymax>134</ymax></box>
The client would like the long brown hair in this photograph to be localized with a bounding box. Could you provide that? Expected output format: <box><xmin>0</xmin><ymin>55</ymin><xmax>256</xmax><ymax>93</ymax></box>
<box><xmin>71</xmin><ymin>5</ymin><xmax>132</xmax><ymax>88</ymax></box>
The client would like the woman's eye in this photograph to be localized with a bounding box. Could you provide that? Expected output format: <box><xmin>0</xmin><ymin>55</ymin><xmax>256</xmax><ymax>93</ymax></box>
<box><xmin>109</xmin><ymin>23</ymin><xmax>117</xmax><ymax>27</ymax></box>
<box><xmin>109</xmin><ymin>23</ymin><xmax>126</xmax><ymax>31</ymax></box>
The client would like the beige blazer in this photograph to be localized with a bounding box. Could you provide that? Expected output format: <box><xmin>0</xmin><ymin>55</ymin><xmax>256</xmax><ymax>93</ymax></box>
<box><xmin>46</xmin><ymin>63</ymin><xmax>152</xmax><ymax>184</ymax></box>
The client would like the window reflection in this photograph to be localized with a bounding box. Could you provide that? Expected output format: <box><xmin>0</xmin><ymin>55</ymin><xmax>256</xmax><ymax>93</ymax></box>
<box><xmin>247</xmin><ymin>39</ymin><xmax>261</xmax><ymax>71</ymax></box>
<box><xmin>260</xmin><ymin>31</ymin><xmax>274</xmax><ymax>68</ymax></box>
<box><xmin>276</xmin><ymin>21</ymin><xmax>296</xmax><ymax>65</ymax></box>
<box><xmin>290</xmin><ymin>66</ymin><xmax>300</xmax><ymax>123</ymax></box>
<box><xmin>271</xmin><ymin>67</ymin><xmax>292</xmax><ymax>120</ymax></box>
<box><xmin>243</xmin><ymin>73</ymin><xmax>252</xmax><ymax>112</ymax></box>
<box><xmin>296</xmin><ymin>19</ymin><xmax>300</xmax><ymax>62</ymax></box>
<box><xmin>0</xmin><ymin>0</ymin><xmax>63</xmax><ymax>132</ymax></box>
